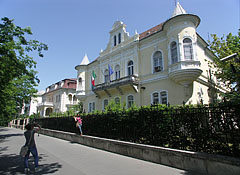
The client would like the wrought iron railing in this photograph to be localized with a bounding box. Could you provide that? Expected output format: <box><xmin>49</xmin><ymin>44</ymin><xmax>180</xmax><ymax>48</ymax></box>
<box><xmin>34</xmin><ymin>103</ymin><xmax>240</xmax><ymax>157</ymax></box>
<box><xmin>93</xmin><ymin>75</ymin><xmax>139</xmax><ymax>91</ymax></box>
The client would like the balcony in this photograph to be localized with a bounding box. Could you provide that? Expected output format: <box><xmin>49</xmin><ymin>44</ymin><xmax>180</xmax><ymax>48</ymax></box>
<box><xmin>168</xmin><ymin>60</ymin><xmax>202</xmax><ymax>85</ymax></box>
<box><xmin>76</xmin><ymin>90</ymin><xmax>87</xmax><ymax>100</ymax></box>
<box><xmin>37</xmin><ymin>102</ymin><xmax>54</xmax><ymax>108</ymax></box>
<box><xmin>93</xmin><ymin>75</ymin><xmax>139</xmax><ymax>98</ymax></box>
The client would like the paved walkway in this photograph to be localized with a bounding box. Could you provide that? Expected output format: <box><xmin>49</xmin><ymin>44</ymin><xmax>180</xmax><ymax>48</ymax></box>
<box><xmin>0</xmin><ymin>127</ymin><xmax>205</xmax><ymax>175</ymax></box>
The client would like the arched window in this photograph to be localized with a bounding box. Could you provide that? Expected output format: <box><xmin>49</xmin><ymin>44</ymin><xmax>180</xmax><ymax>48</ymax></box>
<box><xmin>73</xmin><ymin>95</ymin><xmax>77</xmax><ymax>104</ymax></box>
<box><xmin>104</xmin><ymin>69</ymin><xmax>109</xmax><ymax>83</ymax></box>
<box><xmin>115</xmin><ymin>65</ymin><xmax>120</xmax><ymax>80</ymax></box>
<box><xmin>152</xmin><ymin>92</ymin><xmax>159</xmax><ymax>104</ymax></box>
<box><xmin>153</xmin><ymin>51</ymin><xmax>163</xmax><ymax>73</ymax></box>
<box><xmin>171</xmin><ymin>41</ymin><xmax>178</xmax><ymax>64</ymax></box>
<box><xmin>127</xmin><ymin>61</ymin><xmax>134</xmax><ymax>76</ymax></box>
<box><xmin>115</xmin><ymin>97</ymin><xmax>120</xmax><ymax>105</ymax></box>
<box><xmin>183</xmin><ymin>38</ymin><xmax>193</xmax><ymax>60</ymax></box>
<box><xmin>127</xmin><ymin>95</ymin><xmax>134</xmax><ymax>108</ymax></box>
<box><xmin>118</xmin><ymin>33</ymin><xmax>121</xmax><ymax>44</ymax></box>
<box><xmin>114</xmin><ymin>35</ymin><xmax>117</xmax><ymax>46</ymax></box>
<box><xmin>68</xmin><ymin>94</ymin><xmax>72</xmax><ymax>104</ymax></box>
<box><xmin>78</xmin><ymin>77</ymin><xmax>82</xmax><ymax>86</ymax></box>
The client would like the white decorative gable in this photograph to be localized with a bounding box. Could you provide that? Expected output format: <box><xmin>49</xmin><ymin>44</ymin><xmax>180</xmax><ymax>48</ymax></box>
<box><xmin>106</xmin><ymin>21</ymin><xmax>130</xmax><ymax>49</ymax></box>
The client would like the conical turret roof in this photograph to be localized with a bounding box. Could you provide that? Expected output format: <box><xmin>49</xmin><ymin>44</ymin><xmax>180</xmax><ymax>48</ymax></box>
<box><xmin>172</xmin><ymin>2</ymin><xmax>187</xmax><ymax>17</ymax></box>
<box><xmin>80</xmin><ymin>54</ymin><xmax>90</xmax><ymax>65</ymax></box>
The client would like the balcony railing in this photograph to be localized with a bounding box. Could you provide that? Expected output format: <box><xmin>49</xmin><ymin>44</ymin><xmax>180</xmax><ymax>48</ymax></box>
<box><xmin>168</xmin><ymin>60</ymin><xmax>201</xmax><ymax>73</ymax></box>
<box><xmin>93</xmin><ymin>75</ymin><xmax>139</xmax><ymax>92</ymax></box>
<box><xmin>168</xmin><ymin>60</ymin><xmax>202</xmax><ymax>85</ymax></box>
<box><xmin>37</xmin><ymin>102</ymin><xmax>54</xmax><ymax>107</ymax></box>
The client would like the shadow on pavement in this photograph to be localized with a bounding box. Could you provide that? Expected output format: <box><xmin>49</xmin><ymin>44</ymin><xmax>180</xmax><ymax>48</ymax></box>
<box><xmin>0</xmin><ymin>128</ymin><xmax>23</xmax><ymax>144</ymax></box>
<box><xmin>0</xmin><ymin>153</ymin><xmax>62</xmax><ymax>174</ymax></box>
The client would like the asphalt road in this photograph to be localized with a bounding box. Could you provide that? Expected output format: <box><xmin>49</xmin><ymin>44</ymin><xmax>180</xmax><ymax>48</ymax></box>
<box><xmin>0</xmin><ymin>127</ymin><xmax>204</xmax><ymax>175</ymax></box>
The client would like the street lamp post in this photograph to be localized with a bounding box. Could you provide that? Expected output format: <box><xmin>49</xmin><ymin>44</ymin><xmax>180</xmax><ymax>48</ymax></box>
<box><xmin>220</xmin><ymin>53</ymin><xmax>240</xmax><ymax>92</ymax></box>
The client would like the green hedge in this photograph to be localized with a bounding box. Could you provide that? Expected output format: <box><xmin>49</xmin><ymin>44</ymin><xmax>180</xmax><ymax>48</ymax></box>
<box><xmin>33</xmin><ymin>103</ymin><xmax>240</xmax><ymax>158</ymax></box>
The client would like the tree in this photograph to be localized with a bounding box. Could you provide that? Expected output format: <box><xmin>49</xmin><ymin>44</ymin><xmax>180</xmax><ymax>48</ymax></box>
<box><xmin>208</xmin><ymin>30</ymin><xmax>240</xmax><ymax>102</ymax></box>
<box><xmin>0</xmin><ymin>17</ymin><xmax>48</xmax><ymax>125</ymax></box>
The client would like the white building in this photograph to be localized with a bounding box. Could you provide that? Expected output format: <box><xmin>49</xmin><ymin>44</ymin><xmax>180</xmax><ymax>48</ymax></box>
<box><xmin>28</xmin><ymin>90</ymin><xmax>45</xmax><ymax>116</ymax></box>
<box><xmin>37</xmin><ymin>78</ymin><xmax>78</xmax><ymax>116</ymax></box>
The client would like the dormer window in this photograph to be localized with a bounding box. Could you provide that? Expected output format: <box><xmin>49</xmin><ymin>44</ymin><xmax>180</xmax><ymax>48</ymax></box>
<box><xmin>114</xmin><ymin>35</ymin><xmax>117</xmax><ymax>46</ymax></box>
<box><xmin>118</xmin><ymin>33</ymin><xmax>121</xmax><ymax>44</ymax></box>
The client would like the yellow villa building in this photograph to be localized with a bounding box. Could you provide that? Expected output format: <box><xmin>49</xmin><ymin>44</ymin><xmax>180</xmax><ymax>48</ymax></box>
<box><xmin>75</xmin><ymin>3</ymin><xmax>223</xmax><ymax>113</ymax></box>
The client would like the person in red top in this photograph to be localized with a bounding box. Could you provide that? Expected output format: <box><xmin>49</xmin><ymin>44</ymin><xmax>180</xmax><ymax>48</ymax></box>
<box><xmin>74</xmin><ymin>114</ymin><xmax>83</xmax><ymax>135</ymax></box>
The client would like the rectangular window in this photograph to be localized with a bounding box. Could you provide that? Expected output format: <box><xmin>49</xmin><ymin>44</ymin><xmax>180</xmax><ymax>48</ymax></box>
<box><xmin>92</xmin><ymin>102</ymin><xmax>95</xmax><ymax>111</ymax></box>
<box><xmin>184</xmin><ymin>46</ymin><xmax>193</xmax><ymax>60</ymax></box>
<box><xmin>89</xmin><ymin>103</ymin><xmax>92</xmax><ymax>113</ymax></box>
<box><xmin>160</xmin><ymin>91</ymin><xmax>167</xmax><ymax>105</ymax></box>
<box><xmin>115</xmin><ymin>97</ymin><xmax>120</xmax><ymax>105</ymax></box>
<box><xmin>127</xmin><ymin>95</ymin><xmax>134</xmax><ymax>108</ymax></box>
<box><xmin>89</xmin><ymin>102</ymin><xmax>96</xmax><ymax>112</ymax></box>
<box><xmin>114</xmin><ymin>35</ymin><xmax>117</xmax><ymax>46</ymax></box>
<box><xmin>115</xmin><ymin>71</ymin><xmax>120</xmax><ymax>80</ymax></box>
<box><xmin>153</xmin><ymin>92</ymin><xmax>159</xmax><ymax>104</ymax></box>
<box><xmin>103</xmin><ymin>99</ymin><xmax>108</xmax><ymax>109</ymax></box>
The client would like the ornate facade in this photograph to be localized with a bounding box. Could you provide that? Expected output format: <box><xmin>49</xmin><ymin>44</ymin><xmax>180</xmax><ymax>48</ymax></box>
<box><xmin>75</xmin><ymin>3</ymin><xmax>223</xmax><ymax>113</ymax></box>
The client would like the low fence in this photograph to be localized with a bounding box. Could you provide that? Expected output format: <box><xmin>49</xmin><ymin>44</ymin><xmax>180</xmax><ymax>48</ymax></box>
<box><xmin>39</xmin><ymin>128</ymin><xmax>240</xmax><ymax>175</ymax></box>
<box><xmin>11</xmin><ymin>103</ymin><xmax>240</xmax><ymax>158</ymax></box>
<box><xmin>8</xmin><ymin>118</ymin><xmax>29</xmax><ymax>130</ymax></box>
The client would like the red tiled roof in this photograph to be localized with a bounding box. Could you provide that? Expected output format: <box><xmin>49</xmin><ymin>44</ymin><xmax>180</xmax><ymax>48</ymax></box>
<box><xmin>90</xmin><ymin>22</ymin><xmax>165</xmax><ymax>63</ymax></box>
<box><xmin>139</xmin><ymin>22</ymin><xmax>164</xmax><ymax>40</ymax></box>
<box><xmin>62</xmin><ymin>79</ymin><xmax>77</xmax><ymax>89</ymax></box>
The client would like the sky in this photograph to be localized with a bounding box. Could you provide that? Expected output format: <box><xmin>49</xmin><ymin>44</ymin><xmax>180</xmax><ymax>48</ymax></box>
<box><xmin>1</xmin><ymin>0</ymin><xmax>239</xmax><ymax>91</ymax></box>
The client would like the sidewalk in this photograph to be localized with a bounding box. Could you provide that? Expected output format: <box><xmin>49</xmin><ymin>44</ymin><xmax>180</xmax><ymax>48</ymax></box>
<box><xmin>0</xmin><ymin>127</ymin><xmax>207</xmax><ymax>175</ymax></box>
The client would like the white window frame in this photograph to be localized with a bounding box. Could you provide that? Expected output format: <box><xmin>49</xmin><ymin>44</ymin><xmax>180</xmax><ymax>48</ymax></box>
<box><xmin>88</xmin><ymin>101</ymin><xmax>96</xmax><ymax>112</ymax></box>
<box><xmin>127</xmin><ymin>60</ymin><xmax>134</xmax><ymax>76</ymax></box>
<box><xmin>152</xmin><ymin>51</ymin><xmax>164</xmax><ymax>73</ymax></box>
<box><xmin>68</xmin><ymin>94</ymin><xmax>73</xmax><ymax>104</ymax></box>
<box><xmin>88</xmin><ymin>102</ymin><xmax>92</xmax><ymax>113</ymax></box>
<box><xmin>115</xmin><ymin>97</ymin><xmax>120</xmax><ymax>105</ymax></box>
<box><xmin>151</xmin><ymin>92</ymin><xmax>160</xmax><ymax>104</ymax></box>
<box><xmin>118</xmin><ymin>33</ymin><xmax>121</xmax><ymax>44</ymax></box>
<box><xmin>104</xmin><ymin>69</ymin><xmax>110</xmax><ymax>83</ymax></box>
<box><xmin>160</xmin><ymin>90</ymin><xmax>168</xmax><ymax>105</ymax></box>
<box><xmin>127</xmin><ymin>94</ymin><xmax>134</xmax><ymax>108</ymax></box>
<box><xmin>170</xmin><ymin>41</ymin><xmax>178</xmax><ymax>64</ymax></box>
<box><xmin>183</xmin><ymin>38</ymin><xmax>193</xmax><ymax>60</ymax></box>
<box><xmin>115</xmin><ymin>65</ymin><xmax>120</xmax><ymax>80</ymax></box>
<box><xmin>103</xmin><ymin>99</ymin><xmax>109</xmax><ymax>110</ymax></box>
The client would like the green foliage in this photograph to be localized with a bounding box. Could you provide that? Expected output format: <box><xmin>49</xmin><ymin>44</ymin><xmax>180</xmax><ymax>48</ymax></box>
<box><xmin>104</xmin><ymin>99</ymin><xmax>125</xmax><ymax>113</ymax></box>
<box><xmin>34</xmin><ymin>103</ymin><xmax>240</xmax><ymax>157</ymax></box>
<box><xmin>0</xmin><ymin>17</ymin><xmax>48</xmax><ymax>126</ymax></box>
<box><xmin>208</xmin><ymin>31</ymin><xmax>240</xmax><ymax>102</ymax></box>
<box><xmin>29</xmin><ymin>112</ymin><xmax>40</xmax><ymax>119</ymax></box>
<box><xmin>70</xmin><ymin>102</ymin><xmax>84</xmax><ymax>114</ymax></box>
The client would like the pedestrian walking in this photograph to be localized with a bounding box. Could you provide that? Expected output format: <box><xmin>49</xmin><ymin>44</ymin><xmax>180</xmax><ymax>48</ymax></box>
<box><xmin>23</xmin><ymin>123</ymin><xmax>41</xmax><ymax>173</ymax></box>
<box><xmin>74</xmin><ymin>114</ymin><xmax>83</xmax><ymax>135</ymax></box>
